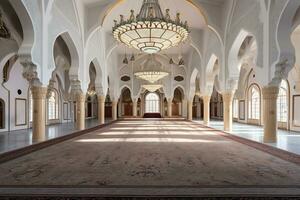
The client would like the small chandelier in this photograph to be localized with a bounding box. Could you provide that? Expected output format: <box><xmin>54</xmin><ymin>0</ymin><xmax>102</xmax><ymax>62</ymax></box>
<box><xmin>142</xmin><ymin>84</ymin><xmax>162</xmax><ymax>92</ymax></box>
<box><xmin>112</xmin><ymin>0</ymin><xmax>189</xmax><ymax>54</ymax></box>
<box><xmin>134</xmin><ymin>54</ymin><xmax>169</xmax><ymax>83</ymax></box>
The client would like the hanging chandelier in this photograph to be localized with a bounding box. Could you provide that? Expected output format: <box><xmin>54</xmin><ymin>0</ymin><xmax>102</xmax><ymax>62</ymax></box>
<box><xmin>134</xmin><ymin>54</ymin><xmax>169</xmax><ymax>83</ymax></box>
<box><xmin>112</xmin><ymin>0</ymin><xmax>189</xmax><ymax>54</ymax></box>
<box><xmin>142</xmin><ymin>84</ymin><xmax>162</xmax><ymax>92</ymax></box>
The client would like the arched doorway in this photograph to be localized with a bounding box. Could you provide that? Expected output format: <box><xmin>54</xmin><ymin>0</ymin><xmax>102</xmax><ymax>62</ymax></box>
<box><xmin>172</xmin><ymin>88</ymin><xmax>183</xmax><ymax>116</ymax></box>
<box><xmin>0</xmin><ymin>99</ymin><xmax>4</xmax><ymax>129</ymax></box>
<box><xmin>120</xmin><ymin>88</ymin><xmax>133</xmax><ymax>116</ymax></box>
<box><xmin>145</xmin><ymin>93</ymin><xmax>160</xmax><ymax>113</ymax></box>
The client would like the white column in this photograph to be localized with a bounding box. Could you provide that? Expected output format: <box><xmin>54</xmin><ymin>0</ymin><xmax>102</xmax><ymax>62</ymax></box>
<box><xmin>178</xmin><ymin>102</ymin><xmax>182</xmax><ymax>116</ymax></box>
<box><xmin>98</xmin><ymin>95</ymin><xmax>105</xmax><ymax>125</ymax></box>
<box><xmin>112</xmin><ymin>100</ymin><xmax>118</xmax><ymax>121</ymax></box>
<box><xmin>167</xmin><ymin>98</ymin><xmax>172</xmax><ymax>117</ymax></box>
<box><xmin>140</xmin><ymin>96</ymin><xmax>144</xmax><ymax>117</ymax></box>
<box><xmin>118</xmin><ymin>101</ymin><xmax>122</xmax><ymax>117</ymax></box>
<box><xmin>203</xmin><ymin>95</ymin><xmax>211</xmax><ymax>125</ymax></box>
<box><xmin>76</xmin><ymin>92</ymin><xmax>85</xmax><ymax>130</ymax></box>
<box><xmin>182</xmin><ymin>99</ymin><xmax>188</xmax><ymax>118</ymax></box>
<box><xmin>222</xmin><ymin>91</ymin><xmax>234</xmax><ymax>132</ymax></box>
<box><xmin>132</xmin><ymin>99</ymin><xmax>138</xmax><ymax>117</ymax></box>
<box><xmin>188</xmin><ymin>100</ymin><xmax>193</xmax><ymax>121</ymax></box>
<box><xmin>31</xmin><ymin>86</ymin><xmax>47</xmax><ymax>142</ymax></box>
<box><xmin>262</xmin><ymin>86</ymin><xmax>279</xmax><ymax>143</ymax></box>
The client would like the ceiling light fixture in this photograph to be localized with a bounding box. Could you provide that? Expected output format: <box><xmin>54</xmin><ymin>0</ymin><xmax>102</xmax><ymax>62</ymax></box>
<box><xmin>112</xmin><ymin>0</ymin><xmax>189</xmax><ymax>54</ymax></box>
<box><xmin>142</xmin><ymin>84</ymin><xmax>162</xmax><ymax>92</ymax></box>
<box><xmin>134</xmin><ymin>54</ymin><xmax>169</xmax><ymax>83</ymax></box>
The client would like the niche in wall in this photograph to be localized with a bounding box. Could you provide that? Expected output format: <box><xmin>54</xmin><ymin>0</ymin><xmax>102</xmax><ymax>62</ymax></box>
<box><xmin>15</xmin><ymin>98</ymin><xmax>27</xmax><ymax>126</ymax></box>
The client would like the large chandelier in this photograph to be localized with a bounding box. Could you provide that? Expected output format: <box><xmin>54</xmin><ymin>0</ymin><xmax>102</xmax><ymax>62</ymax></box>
<box><xmin>134</xmin><ymin>54</ymin><xmax>169</xmax><ymax>83</ymax></box>
<box><xmin>142</xmin><ymin>84</ymin><xmax>162</xmax><ymax>92</ymax></box>
<box><xmin>112</xmin><ymin>0</ymin><xmax>189</xmax><ymax>54</ymax></box>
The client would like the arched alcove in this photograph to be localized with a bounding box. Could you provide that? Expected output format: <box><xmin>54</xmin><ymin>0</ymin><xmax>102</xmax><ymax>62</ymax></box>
<box><xmin>120</xmin><ymin>87</ymin><xmax>133</xmax><ymax>116</ymax></box>
<box><xmin>172</xmin><ymin>87</ymin><xmax>184</xmax><ymax>116</ymax></box>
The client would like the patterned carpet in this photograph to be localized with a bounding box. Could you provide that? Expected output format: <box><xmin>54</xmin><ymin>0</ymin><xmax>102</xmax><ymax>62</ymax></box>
<box><xmin>0</xmin><ymin>119</ymin><xmax>299</xmax><ymax>188</ymax></box>
<box><xmin>0</xmin><ymin>120</ymin><xmax>300</xmax><ymax>195</ymax></box>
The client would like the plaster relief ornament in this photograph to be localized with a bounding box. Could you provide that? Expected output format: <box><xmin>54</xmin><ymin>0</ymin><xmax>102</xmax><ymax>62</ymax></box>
<box><xmin>112</xmin><ymin>0</ymin><xmax>189</xmax><ymax>54</ymax></box>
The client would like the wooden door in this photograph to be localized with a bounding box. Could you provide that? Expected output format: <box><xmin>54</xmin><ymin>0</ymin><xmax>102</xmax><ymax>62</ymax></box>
<box><xmin>172</xmin><ymin>103</ymin><xmax>179</xmax><ymax>116</ymax></box>
<box><xmin>124</xmin><ymin>103</ymin><xmax>133</xmax><ymax>116</ymax></box>
<box><xmin>105</xmin><ymin>106</ymin><xmax>112</xmax><ymax>118</ymax></box>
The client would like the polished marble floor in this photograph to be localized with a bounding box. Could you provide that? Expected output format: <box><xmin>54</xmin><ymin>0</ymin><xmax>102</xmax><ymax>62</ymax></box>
<box><xmin>0</xmin><ymin>119</ymin><xmax>107</xmax><ymax>154</ymax></box>
<box><xmin>193</xmin><ymin>119</ymin><xmax>300</xmax><ymax>155</ymax></box>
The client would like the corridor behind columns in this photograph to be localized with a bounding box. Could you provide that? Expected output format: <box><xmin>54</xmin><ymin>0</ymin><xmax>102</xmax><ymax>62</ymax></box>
<box><xmin>0</xmin><ymin>119</ymin><xmax>300</xmax><ymax>196</ymax></box>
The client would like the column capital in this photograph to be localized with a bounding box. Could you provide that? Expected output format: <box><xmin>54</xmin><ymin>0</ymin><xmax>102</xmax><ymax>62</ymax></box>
<box><xmin>222</xmin><ymin>91</ymin><xmax>235</xmax><ymax>102</ymax></box>
<box><xmin>262</xmin><ymin>86</ymin><xmax>279</xmax><ymax>100</ymax></box>
<box><xmin>21</xmin><ymin>61</ymin><xmax>42</xmax><ymax>86</ymax></box>
<box><xmin>31</xmin><ymin>86</ymin><xmax>47</xmax><ymax>99</ymax></box>
<box><xmin>132</xmin><ymin>98</ymin><xmax>138</xmax><ymax>103</ymax></box>
<box><xmin>167</xmin><ymin>98</ymin><xmax>173</xmax><ymax>103</ymax></box>
<box><xmin>98</xmin><ymin>95</ymin><xmax>106</xmax><ymax>103</ymax></box>
<box><xmin>75</xmin><ymin>92</ymin><xmax>86</xmax><ymax>102</ymax></box>
<box><xmin>202</xmin><ymin>95</ymin><xmax>211</xmax><ymax>102</ymax></box>
<box><xmin>46</xmin><ymin>79</ymin><xmax>56</xmax><ymax>98</ymax></box>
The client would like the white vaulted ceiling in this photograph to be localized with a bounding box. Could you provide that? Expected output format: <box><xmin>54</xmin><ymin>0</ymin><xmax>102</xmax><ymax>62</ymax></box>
<box><xmin>81</xmin><ymin>0</ymin><xmax>215</xmax><ymax>56</ymax></box>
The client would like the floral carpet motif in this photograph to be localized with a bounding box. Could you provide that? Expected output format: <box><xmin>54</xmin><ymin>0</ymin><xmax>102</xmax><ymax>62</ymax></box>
<box><xmin>0</xmin><ymin>120</ymin><xmax>300</xmax><ymax>187</ymax></box>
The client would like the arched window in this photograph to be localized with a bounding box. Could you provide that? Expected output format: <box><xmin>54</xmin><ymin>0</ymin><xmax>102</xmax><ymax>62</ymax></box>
<box><xmin>277</xmin><ymin>80</ymin><xmax>288</xmax><ymax>123</ymax></box>
<box><xmin>248</xmin><ymin>85</ymin><xmax>260</xmax><ymax>120</ymax></box>
<box><xmin>48</xmin><ymin>91</ymin><xmax>59</xmax><ymax>120</ymax></box>
<box><xmin>145</xmin><ymin>93</ymin><xmax>160</xmax><ymax>113</ymax></box>
<box><xmin>233</xmin><ymin>99</ymin><xmax>239</xmax><ymax>119</ymax></box>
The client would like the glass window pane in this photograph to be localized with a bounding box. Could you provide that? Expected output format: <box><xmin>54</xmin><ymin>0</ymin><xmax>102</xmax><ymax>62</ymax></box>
<box><xmin>145</xmin><ymin>93</ymin><xmax>160</xmax><ymax>113</ymax></box>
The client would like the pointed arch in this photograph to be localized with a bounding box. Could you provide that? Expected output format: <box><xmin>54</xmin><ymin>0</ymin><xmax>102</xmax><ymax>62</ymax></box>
<box><xmin>9</xmin><ymin>0</ymin><xmax>34</xmax><ymax>56</ymax></box>
<box><xmin>228</xmin><ymin>29</ymin><xmax>254</xmax><ymax>80</ymax></box>
<box><xmin>52</xmin><ymin>32</ymin><xmax>79</xmax><ymax>80</ymax></box>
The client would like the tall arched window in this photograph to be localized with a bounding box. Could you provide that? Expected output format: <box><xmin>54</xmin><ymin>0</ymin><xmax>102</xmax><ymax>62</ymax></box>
<box><xmin>48</xmin><ymin>91</ymin><xmax>59</xmax><ymax>120</ymax></box>
<box><xmin>233</xmin><ymin>99</ymin><xmax>239</xmax><ymax>119</ymax></box>
<box><xmin>277</xmin><ymin>80</ymin><xmax>288</xmax><ymax>122</ymax></box>
<box><xmin>145</xmin><ymin>93</ymin><xmax>160</xmax><ymax>113</ymax></box>
<box><xmin>248</xmin><ymin>85</ymin><xmax>260</xmax><ymax>120</ymax></box>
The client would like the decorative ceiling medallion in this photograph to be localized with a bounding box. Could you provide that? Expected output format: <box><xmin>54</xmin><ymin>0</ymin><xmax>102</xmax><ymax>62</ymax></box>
<box><xmin>112</xmin><ymin>0</ymin><xmax>189</xmax><ymax>54</ymax></box>
<box><xmin>121</xmin><ymin>75</ymin><xmax>131</xmax><ymax>82</ymax></box>
<box><xmin>174</xmin><ymin>76</ymin><xmax>184</xmax><ymax>82</ymax></box>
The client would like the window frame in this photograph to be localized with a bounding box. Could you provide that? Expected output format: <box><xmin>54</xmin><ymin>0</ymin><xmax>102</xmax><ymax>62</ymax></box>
<box><xmin>248</xmin><ymin>84</ymin><xmax>261</xmax><ymax>120</ymax></box>
<box><xmin>145</xmin><ymin>93</ymin><xmax>160</xmax><ymax>113</ymax></box>
<box><xmin>48</xmin><ymin>90</ymin><xmax>59</xmax><ymax>120</ymax></box>
<box><xmin>277</xmin><ymin>80</ymin><xmax>289</xmax><ymax>123</ymax></box>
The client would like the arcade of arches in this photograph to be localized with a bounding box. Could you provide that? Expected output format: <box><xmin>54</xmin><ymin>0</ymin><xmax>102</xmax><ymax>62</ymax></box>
<box><xmin>1</xmin><ymin>0</ymin><xmax>300</xmax><ymax>197</ymax></box>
